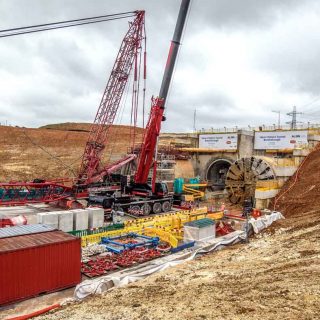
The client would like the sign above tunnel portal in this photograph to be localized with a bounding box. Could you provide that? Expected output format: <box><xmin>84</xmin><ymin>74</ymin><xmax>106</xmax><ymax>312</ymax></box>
<box><xmin>254</xmin><ymin>130</ymin><xmax>308</xmax><ymax>150</ymax></box>
<box><xmin>199</xmin><ymin>133</ymin><xmax>238</xmax><ymax>150</ymax></box>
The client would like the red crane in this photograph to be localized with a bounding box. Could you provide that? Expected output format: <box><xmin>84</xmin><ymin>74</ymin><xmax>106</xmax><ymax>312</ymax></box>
<box><xmin>134</xmin><ymin>0</ymin><xmax>190</xmax><ymax>192</ymax></box>
<box><xmin>0</xmin><ymin>0</ymin><xmax>191</xmax><ymax>213</ymax></box>
<box><xmin>85</xmin><ymin>0</ymin><xmax>191</xmax><ymax>215</ymax></box>
<box><xmin>0</xmin><ymin>11</ymin><xmax>146</xmax><ymax>206</ymax></box>
<box><xmin>78</xmin><ymin>10</ymin><xmax>145</xmax><ymax>186</ymax></box>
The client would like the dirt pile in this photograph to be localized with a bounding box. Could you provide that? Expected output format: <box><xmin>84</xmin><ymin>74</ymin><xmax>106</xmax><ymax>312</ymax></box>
<box><xmin>0</xmin><ymin>124</ymin><xmax>144</xmax><ymax>182</ymax></box>
<box><xmin>274</xmin><ymin>145</ymin><xmax>320</xmax><ymax>217</ymax></box>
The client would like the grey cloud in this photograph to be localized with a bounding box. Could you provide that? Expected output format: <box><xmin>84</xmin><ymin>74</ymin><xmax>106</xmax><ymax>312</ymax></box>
<box><xmin>256</xmin><ymin>41</ymin><xmax>320</xmax><ymax>96</ymax></box>
<box><xmin>190</xmin><ymin>0</ymin><xmax>310</xmax><ymax>30</ymax></box>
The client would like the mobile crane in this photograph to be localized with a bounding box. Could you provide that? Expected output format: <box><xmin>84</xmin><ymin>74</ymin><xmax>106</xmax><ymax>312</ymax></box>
<box><xmin>87</xmin><ymin>0</ymin><xmax>191</xmax><ymax>215</ymax></box>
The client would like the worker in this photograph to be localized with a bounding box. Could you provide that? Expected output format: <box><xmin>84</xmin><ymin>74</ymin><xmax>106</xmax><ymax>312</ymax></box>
<box><xmin>242</xmin><ymin>199</ymin><xmax>253</xmax><ymax>217</ymax></box>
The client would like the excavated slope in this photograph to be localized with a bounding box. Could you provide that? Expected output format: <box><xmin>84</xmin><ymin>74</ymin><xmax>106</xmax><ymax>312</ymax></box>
<box><xmin>0</xmin><ymin>123</ymin><xmax>144</xmax><ymax>181</ymax></box>
<box><xmin>274</xmin><ymin>145</ymin><xmax>320</xmax><ymax>217</ymax></box>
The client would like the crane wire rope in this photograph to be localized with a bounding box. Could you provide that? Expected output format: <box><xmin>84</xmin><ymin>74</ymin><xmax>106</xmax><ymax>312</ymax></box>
<box><xmin>0</xmin><ymin>12</ymin><xmax>137</xmax><ymax>38</ymax></box>
<box><xmin>9</xmin><ymin>12</ymin><xmax>139</xmax><ymax>178</ymax></box>
<box><xmin>130</xmin><ymin>35</ymin><xmax>144</xmax><ymax>150</ymax></box>
<box><xmin>142</xmin><ymin>23</ymin><xmax>147</xmax><ymax>129</ymax></box>
<box><xmin>22</xmin><ymin>129</ymin><xmax>78</xmax><ymax>177</ymax></box>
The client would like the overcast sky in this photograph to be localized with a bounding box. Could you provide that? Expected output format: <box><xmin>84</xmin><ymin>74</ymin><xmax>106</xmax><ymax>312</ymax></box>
<box><xmin>1</xmin><ymin>0</ymin><xmax>320</xmax><ymax>132</ymax></box>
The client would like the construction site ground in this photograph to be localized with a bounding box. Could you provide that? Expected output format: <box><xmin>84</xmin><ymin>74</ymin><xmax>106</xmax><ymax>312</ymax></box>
<box><xmin>20</xmin><ymin>207</ymin><xmax>317</xmax><ymax>320</ymax></box>
<box><xmin>1</xmin><ymin>125</ymin><xmax>320</xmax><ymax>319</ymax></box>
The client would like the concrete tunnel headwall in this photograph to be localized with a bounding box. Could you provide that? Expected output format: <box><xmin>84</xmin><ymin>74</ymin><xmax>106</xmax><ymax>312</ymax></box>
<box><xmin>166</xmin><ymin>129</ymin><xmax>320</xmax><ymax>208</ymax></box>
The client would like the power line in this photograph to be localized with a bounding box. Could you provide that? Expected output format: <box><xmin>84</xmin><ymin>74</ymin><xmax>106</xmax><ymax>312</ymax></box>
<box><xmin>286</xmin><ymin>106</ymin><xmax>302</xmax><ymax>129</ymax></box>
<box><xmin>301</xmin><ymin>96</ymin><xmax>320</xmax><ymax>110</ymax></box>
<box><xmin>0</xmin><ymin>11</ymin><xmax>137</xmax><ymax>38</ymax></box>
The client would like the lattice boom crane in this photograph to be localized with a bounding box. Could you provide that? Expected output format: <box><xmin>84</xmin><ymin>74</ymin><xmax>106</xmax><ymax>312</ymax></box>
<box><xmin>78</xmin><ymin>10</ymin><xmax>145</xmax><ymax>186</ymax></box>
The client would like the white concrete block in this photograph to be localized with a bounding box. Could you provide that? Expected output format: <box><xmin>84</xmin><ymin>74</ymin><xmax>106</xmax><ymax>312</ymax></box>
<box><xmin>87</xmin><ymin>207</ymin><xmax>104</xmax><ymax>229</ymax></box>
<box><xmin>37</xmin><ymin>212</ymin><xmax>59</xmax><ymax>229</ymax></box>
<box><xmin>73</xmin><ymin>209</ymin><xmax>88</xmax><ymax>231</ymax></box>
<box><xmin>184</xmin><ymin>225</ymin><xmax>215</xmax><ymax>242</ymax></box>
<box><xmin>255</xmin><ymin>198</ymin><xmax>269</xmax><ymax>210</ymax></box>
<box><xmin>26</xmin><ymin>215</ymin><xmax>38</xmax><ymax>225</ymax></box>
<box><xmin>58</xmin><ymin>211</ymin><xmax>73</xmax><ymax>232</ymax></box>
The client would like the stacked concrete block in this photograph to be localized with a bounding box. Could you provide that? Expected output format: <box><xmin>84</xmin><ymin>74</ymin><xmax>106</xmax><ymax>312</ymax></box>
<box><xmin>37</xmin><ymin>212</ymin><xmax>59</xmax><ymax>229</ymax></box>
<box><xmin>73</xmin><ymin>209</ymin><xmax>89</xmax><ymax>231</ymax></box>
<box><xmin>183</xmin><ymin>218</ymin><xmax>216</xmax><ymax>243</ymax></box>
<box><xmin>87</xmin><ymin>207</ymin><xmax>104</xmax><ymax>229</ymax></box>
<box><xmin>57</xmin><ymin>211</ymin><xmax>73</xmax><ymax>232</ymax></box>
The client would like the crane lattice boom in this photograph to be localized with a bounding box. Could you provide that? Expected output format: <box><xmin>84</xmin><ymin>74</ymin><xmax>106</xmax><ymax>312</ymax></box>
<box><xmin>78</xmin><ymin>11</ymin><xmax>145</xmax><ymax>185</ymax></box>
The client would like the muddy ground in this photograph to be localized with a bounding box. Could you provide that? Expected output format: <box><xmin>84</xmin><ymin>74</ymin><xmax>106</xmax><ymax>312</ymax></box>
<box><xmin>32</xmin><ymin>208</ymin><xmax>320</xmax><ymax>320</ymax></box>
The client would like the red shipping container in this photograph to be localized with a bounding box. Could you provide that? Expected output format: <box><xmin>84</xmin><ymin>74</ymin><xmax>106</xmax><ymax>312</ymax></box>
<box><xmin>0</xmin><ymin>230</ymin><xmax>81</xmax><ymax>306</ymax></box>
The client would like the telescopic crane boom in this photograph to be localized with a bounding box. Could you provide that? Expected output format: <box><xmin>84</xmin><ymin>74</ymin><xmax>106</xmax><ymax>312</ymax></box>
<box><xmin>134</xmin><ymin>0</ymin><xmax>191</xmax><ymax>190</ymax></box>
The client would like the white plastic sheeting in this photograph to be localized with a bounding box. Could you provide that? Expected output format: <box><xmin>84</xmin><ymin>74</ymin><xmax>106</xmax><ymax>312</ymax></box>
<box><xmin>249</xmin><ymin>211</ymin><xmax>284</xmax><ymax>233</ymax></box>
<box><xmin>74</xmin><ymin>231</ymin><xmax>244</xmax><ymax>300</ymax></box>
<box><xmin>74</xmin><ymin>213</ymin><xmax>284</xmax><ymax>300</ymax></box>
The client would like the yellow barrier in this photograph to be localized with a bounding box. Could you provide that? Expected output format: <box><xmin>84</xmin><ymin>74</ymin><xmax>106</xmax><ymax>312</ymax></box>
<box><xmin>81</xmin><ymin>207</ymin><xmax>220</xmax><ymax>247</ymax></box>
<box><xmin>144</xmin><ymin>228</ymin><xmax>179</xmax><ymax>248</ymax></box>
<box><xmin>128</xmin><ymin>207</ymin><xmax>217</xmax><ymax>233</ymax></box>
<box><xmin>256</xmin><ymin>187</ymin><xmax>280</xmax><ymax>192</ymax></box>
<box><xmin>207</xmin><ymin>211</ymin><xmax>224</xmax><ymax>220</ymax></box>
<box><xmin>81</xmin><ymin>226</ymin><xmax>143</xmax><ymax>247</ymax></box>
<box><xmin>124</xmin><ymin>207</ymin><xmax>210</xmax><ymax>230</ymax></box>
<box><xmin>182</xmin><ymin>186</ymin><xmax>204</xmax><ymax>199</ymax></box>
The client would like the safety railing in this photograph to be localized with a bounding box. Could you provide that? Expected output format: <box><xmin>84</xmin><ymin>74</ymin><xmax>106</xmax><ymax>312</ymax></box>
<box><xmin>196</xmin><ymin>123</ymin><xmax>320</xmax><ymax>134</ymax></box>
<box><xmin>80</xmin><ymin>207</ymin><xmax>219</xmax><ymax>247</ymax></box>
<box><xmin>69</xmin><ymin>223</ymin><xmax>124</xmax><ymax>237</ymax></box>
<box><xmin>144</xmin><ymin>227</ymin><xmax>179</xmax><ymax>248</ymax></box>
<box><xmin>81</xmin><ymin>226</ymin><xmax>143</xmax><ymax>247</ymax></box>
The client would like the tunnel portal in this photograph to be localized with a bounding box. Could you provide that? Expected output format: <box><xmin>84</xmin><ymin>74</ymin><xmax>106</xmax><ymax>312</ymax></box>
<box><xmin>206</xmin><ymin>159</ymin><xmax>232</xmax><ymax>191</ymax></box>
